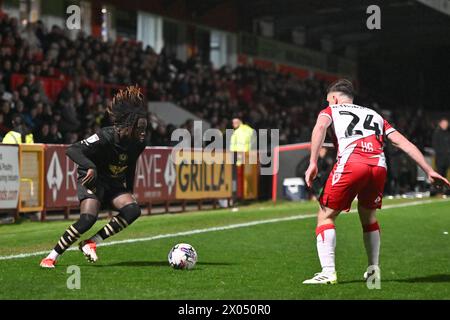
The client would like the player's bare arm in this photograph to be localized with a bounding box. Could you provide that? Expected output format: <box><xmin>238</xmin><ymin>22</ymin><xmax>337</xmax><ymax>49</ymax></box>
<box><xmin>387</xmin><ymin>131</ymin><xmax>450</xmax><ymax>187</ymax></box>
<box><xmin>305</xmin><ymin>115</ymin><xmax>332</xmax><ymax>188</ymax></box>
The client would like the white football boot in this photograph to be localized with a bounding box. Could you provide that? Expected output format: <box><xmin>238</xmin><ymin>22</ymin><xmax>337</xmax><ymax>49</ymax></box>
<box><xmin>303</xmin><ymin>272</ymin><xmax>337</xmax><ymax>284</ymax></box>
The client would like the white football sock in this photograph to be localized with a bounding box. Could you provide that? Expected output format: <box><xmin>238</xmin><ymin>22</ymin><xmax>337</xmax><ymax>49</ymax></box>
<box><xmin>316</xmin><ymin>224</ymin><xmax>336</xmax><ymax>274</ymax></box>
<box><xmin>47</xmin><ymin>249</ymin><xmax>59</xmax><ymax>261</ymax></box>
<box><xmin>363</xmin><ymin>222</ymin><xmax>380</xmax><ymax>266</ymax></box>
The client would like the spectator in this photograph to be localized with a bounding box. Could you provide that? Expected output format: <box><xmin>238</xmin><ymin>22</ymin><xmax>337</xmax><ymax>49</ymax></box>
<box><xmin>432</xmin><ymin>118</ymin><xmax>450</xmax><ymax>181</ymax></box>
<box><xmin>58</xmin><ymin>98</ymin><xmax>80</xmax><ymax>133</ymax></box>
<box><xmin>48</xmin><ymin>122</ymin><xmax>63</xmax><ymax>144</ymax></box>
<box><xmin>222</xmin><ymin>117</ymin><xmax>256</xmax><ymax>207</ymax></box>
<box><xmin>0</xmin><ymin>113</ymin><xmax>10</xmax><ymax>139</ymax></box>
<box><xmin>64</xmin><ymin>131</ymin><xmax>78</xmax><ymax>144</ymax></box>
<box><xmin>23</xmin><ymin>105</ymin><xmax>42</xmax><ymax>131</ymax></box>
<box><xmin>1</xmin><ymin>60</ymin><xmax>13</xmax><ymax>92</ymax></box>
<box><xmin>0</xmin><ymin>14</ymin><xmax>447</xmax><ymax>196</ymax></box>
<box><xmin>2</xmin><ymin>113</ymin><xmax>34</xmax><ymax>144</ymax></box>
<box><xmin>0</xmin><ymin>71</ymin><xmax>6</xmax><ymax>94</ymax></box>
<box><xmin>230</xmin><ymin>117</ymin><xmax>255</xmax><ymax>162</ymax></box>
<box><xmin>151</xmin><ymin>123</ymin><xmax>169</xmax><ymax>146</ymax></box>
<box><xmin>34</xmin><ymin>122</ymin><xmax>52</xmax><ymax>143</ymax></box>
<box><xmin>20</xmin><ymin>23</ymin><xmax>40</xmax><ymax>52</ymax></box>
<box><xmin>1</xmin><ymin>100</ymin><xmax>12</xmax><ymax>126</ymax></box>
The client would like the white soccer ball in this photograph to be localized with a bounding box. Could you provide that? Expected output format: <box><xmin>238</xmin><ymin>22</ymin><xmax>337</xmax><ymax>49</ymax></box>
<box><xmin>168</xmin><ymin>243</ymin><xmax>198</xmax><ymax>270</ymax></box>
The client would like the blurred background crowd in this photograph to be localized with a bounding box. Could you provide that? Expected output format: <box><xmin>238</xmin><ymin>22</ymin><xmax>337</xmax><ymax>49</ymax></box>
<box><xmin>0</xmin><ymin>15</ymin><xmax>448</xmax><ymax>195</ymax></box>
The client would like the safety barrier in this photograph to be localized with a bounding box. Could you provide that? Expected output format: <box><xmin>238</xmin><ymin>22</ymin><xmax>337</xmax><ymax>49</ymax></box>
<box><xmin>0</xmin><ymin>145</ymin><xmax>20</xmax><ymax>214</ymax></box>
<box><xmin>18</xmin><ymin>144</ymin><xmax>44</xmax><ymax>214</ymax></box>
<box><xmin>0</xmin><ymin>143</ymin><xmax>260</xmax><ymax>221</ymax></box>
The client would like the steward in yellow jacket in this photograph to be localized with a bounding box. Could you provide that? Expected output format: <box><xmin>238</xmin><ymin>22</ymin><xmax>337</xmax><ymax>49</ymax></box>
<box><xmin>230</xmin><ymin>119</ymin><xmax>254</xmax><ymax>152</ymax></box>
<box><xmin>1</xmin><ymin>114</ymin><xmax>34</xmax><ymax>144</ymax></box>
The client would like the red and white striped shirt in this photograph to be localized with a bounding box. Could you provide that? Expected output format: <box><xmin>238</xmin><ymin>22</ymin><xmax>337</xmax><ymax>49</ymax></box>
<box><xmin>319</xmin><ymin>104</ymin><xmax>396</xmax><ymax>168</ymax></box>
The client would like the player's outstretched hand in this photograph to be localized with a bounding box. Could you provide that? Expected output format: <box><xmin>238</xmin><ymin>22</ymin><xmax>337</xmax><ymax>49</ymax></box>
<box><xmin>82</xmin><ymin>168</ymin><xmax>97</xmax><ymax>186</ymax></box>
<box><xmin>305</xmin><ymin>162</ymin><xmax>318</xmax><ymax>188</ymax></box>
<box><xmin>428</xmin><ymin>170</ymin><xmax>450</xmax><ymax>188</ymax></box>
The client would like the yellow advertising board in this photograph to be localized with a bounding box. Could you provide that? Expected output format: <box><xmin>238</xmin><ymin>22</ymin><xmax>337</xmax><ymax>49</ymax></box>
<box><xmin>19</xmin><ymin>144</ymin><xmax>44</xmax><ymax>212</ymax></box>
<box><xmin>243</xmin><ymin>163</ymin><xmax>259</xmax><ymax>200</ymax></box>
<box><xmin>174</xmin><ymin>150</ymin><xmax>232</xmax><ymax>199</ymax></box>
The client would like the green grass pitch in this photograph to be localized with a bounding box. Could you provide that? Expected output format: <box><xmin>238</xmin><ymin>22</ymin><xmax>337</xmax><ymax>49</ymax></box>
<box><xmin>0</xmin><ymin>198</ymin><xmax>449</xmax><ymax>300</ymax></box>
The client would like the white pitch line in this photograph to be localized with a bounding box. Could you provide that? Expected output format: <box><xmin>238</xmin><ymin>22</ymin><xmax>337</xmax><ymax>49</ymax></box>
<box><xmin>0</xmin><ymin>198</ymin><xmax>448</xmax><ymax>261</ymax></box>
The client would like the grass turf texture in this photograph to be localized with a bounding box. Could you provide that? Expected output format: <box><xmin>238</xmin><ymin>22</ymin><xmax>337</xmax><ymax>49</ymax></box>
<box><xmin>0</xmin><ymin>198</ymin><xmax>449</xmax><ymax>299</ymax></box>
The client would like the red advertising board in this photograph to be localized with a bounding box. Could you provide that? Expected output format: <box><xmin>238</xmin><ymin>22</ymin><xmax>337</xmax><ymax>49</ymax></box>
<box><xmin>44</xmin><ymin>145</ymin><xmax>229</xmax><ymax>209</ymax></box>
<box><xmin>133</xmin><ymin>147</ymin><xmax>176</xmax><ymax>203</ymax></box>
<box><xmin>44</xmin><ymin>145</ymin><xmax>79</xmax><ymax>209</ymax></box>
<box><xmin>43</xmin><ymin>146</ymin><xmax>181</xmax><ymax>209</ymax></box>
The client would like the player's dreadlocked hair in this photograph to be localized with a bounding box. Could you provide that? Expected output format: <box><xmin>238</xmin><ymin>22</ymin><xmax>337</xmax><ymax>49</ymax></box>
<box><xmin>107</xmin><ymin>85</ymin><xmax>147</xmax><ymax>130</ymax></box>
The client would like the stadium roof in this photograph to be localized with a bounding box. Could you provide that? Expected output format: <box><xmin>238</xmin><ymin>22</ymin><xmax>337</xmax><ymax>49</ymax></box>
<box><xmin>234</xmin><ymin>0</ymin><xmax>450</xmax><ymax>56</ymax></box>
<box><xmin>102</xmin><ymin>0</ymin><xmax>450</xmax><ymax>56</ymax></box>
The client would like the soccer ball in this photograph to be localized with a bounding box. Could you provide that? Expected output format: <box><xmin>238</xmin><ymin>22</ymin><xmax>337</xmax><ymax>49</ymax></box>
<box><xmin>168</xmin><ymin>243</ymin><xmax>198</xmax><ymax>270</ymax></box>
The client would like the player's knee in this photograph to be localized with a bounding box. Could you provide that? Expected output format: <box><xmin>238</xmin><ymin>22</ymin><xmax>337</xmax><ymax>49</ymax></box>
<box><xmin>318</xmin><ymin>206</ymin><xmax>339</xmax><ymax>220</ymax></box>
<box><xmin>72</xmin><ymin>213</ymin><xmax>97</xmax><ymax>234</ymax></box>
<box><xmin>118</xmin><ymin>203</ymin><xmax>141</xmax><ymax>225</ymax></box>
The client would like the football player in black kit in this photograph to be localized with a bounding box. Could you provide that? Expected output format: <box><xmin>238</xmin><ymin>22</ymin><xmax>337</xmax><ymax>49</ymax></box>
<box><xmin>40</xmin><ymin>86</ymin><xmax>147</xmax><ymax>268</ymax></box>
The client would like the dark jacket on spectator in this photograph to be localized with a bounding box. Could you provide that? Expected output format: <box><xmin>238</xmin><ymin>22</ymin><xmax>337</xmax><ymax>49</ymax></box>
<box><xmin>432</xmin><ymin>127</ymin><xmax>450</xmax><ymax>161</ymax></box>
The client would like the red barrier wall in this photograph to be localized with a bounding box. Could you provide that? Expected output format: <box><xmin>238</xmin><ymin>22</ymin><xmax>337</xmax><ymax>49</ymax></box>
<box><xmin>42</xmin><ymin>145</ymin><xmax>237</xmax><ymax>219</ymax></box>
<box><xmin>43</xmin><ymin>146</ymin><xmax>178</xmax><ymax>210</ymax></box>
<box><xmin>133</xmin><ymin>147</ymin><xmax>176</xmax><ymax>203</ymax></box>
<box><xmin>44</xmin><ymin>145</ymin><xmax>79</xmax><ymax>209</ymax></box>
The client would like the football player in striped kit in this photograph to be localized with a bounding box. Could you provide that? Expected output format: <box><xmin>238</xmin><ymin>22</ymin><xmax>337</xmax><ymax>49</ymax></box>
<box><xmin>40</xmin><ymin>86</ymin><xmax>147</xmax><ymax>268</ymax></box>
<box><xmin>303</xmin><ymin>79</ymin><xmax>449</xmax><ymax>284</ymax></box>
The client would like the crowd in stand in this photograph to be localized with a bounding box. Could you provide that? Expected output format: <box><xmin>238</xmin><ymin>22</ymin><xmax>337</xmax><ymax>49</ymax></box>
<box><xmin>0</xmin><ymin>15</ymin><xmax>446</xmax><ymax>194</ymax></box>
